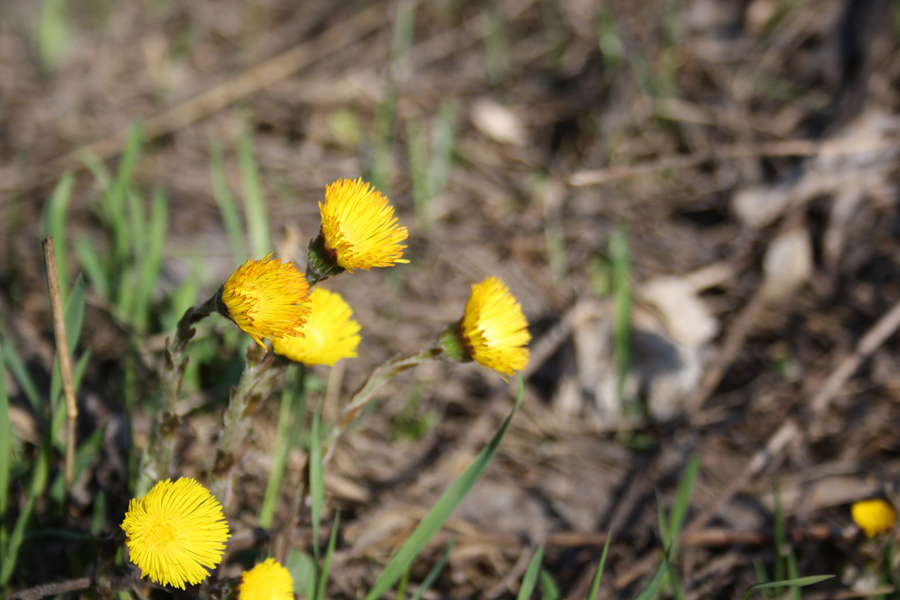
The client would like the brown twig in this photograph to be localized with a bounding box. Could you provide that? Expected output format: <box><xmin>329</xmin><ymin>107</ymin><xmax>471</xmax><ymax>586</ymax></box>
<box><xmin>568</xmin><ymin>136</ymin><xmax>898</xmax><ymax>187</ymax></box>
<box><xmin>41</xmin><ymin>238</ymin><xmax>77</xmax><ymax>500</ymax></box>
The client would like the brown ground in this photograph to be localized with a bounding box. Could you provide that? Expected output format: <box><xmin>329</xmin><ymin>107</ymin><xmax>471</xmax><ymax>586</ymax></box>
<box><xmin>3</xmin><ymin>0</ymin><xmax>900</xmax><ymax>598</ymax></box>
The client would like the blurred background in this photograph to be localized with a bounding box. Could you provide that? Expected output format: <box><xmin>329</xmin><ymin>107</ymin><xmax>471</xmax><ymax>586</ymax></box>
<box><xmin>3</xmin><ymin>0</ymin><xmax>900</xmax><ymax>597</ymax></box>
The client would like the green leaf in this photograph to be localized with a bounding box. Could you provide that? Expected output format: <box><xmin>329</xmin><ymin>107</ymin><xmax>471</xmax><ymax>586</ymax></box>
<box><xmin>586</xmin><ymin>534</ymin><xmax>612</xmax><ymax>600</ymax></box>
<box><xmin>73</xmin><ymin>235</ymin><xmax>110</xmax><ymax>302</ymax></box>
<box><xmin>517</xmin><ymin>545</ymin><xmax>545</xmax><ymax>600</ymax></box>
<box><xmin>364</xmin><ymin>377</ymin><xmax>525</xmax><ymax>600</ymax></box>
<box><xmin>209</xmin><ymin>137</ymin><xmax>247</xmax><ymax>264</ymax></box>
<box><xmin>42</xmin><ymin>172</ymin><xmax>74</xmax><ymax>303</ymax></box>
<box><xmin>133</xmin><ymin>189</ymin><xmax>168</xmax><ymax>332</ymax></box>
<box><xmin>409</xmin><ymin>539</ymin><xmax>455</xmax><ymax>600</ymax></box>
<box><xmin>315</xmin><ymin>513</ymin><xmax>340</xmax><ymax>600</ymax></box>
<box><xmin>742</xmin><ymin>576</ymin><xmax>834</xmax><ymax>600</ymax></box>
<box><xmin>309</xmin><ymin>406</ymin><xmax>324</xmax><ymax>557</ymax></box>
<box><xmin>237</xmin><ymin>120</ymin><xmax>270</xmax><ymax>258</ymax></box>
<box><xmin>540</xmin><ymin>570</ymin><xmax>560</xmax><ymax>600</ymax></box>
<box><xmin>633</xmin><ymin>554</ymin><xmax>670</xmax><ymax>600</ymax></box>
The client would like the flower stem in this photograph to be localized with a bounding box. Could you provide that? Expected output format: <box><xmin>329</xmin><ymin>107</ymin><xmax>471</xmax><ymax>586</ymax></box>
<box><xmin>322</xmin><ymin>347</ymin><xmax>442</xmax><ymax>464</ymax></box>
<box><xmin>142</xmin><ymin>295</ymin><xmax>218</xmax><ymax>484</ymax></box>
<box><xmin>211</xmin><ymin>347</ymin><xmax>284</xmax><ymax>506</ymax></box>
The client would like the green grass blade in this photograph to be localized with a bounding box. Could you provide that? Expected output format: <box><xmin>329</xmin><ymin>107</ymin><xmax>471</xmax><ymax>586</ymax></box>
<box><xmin>133</xmin><ymin>189</ymin><xmax>168</xmax><ymax>333</ymax></box>
<box><xmin>409</xmin><ymin>539</ymin><xmax>455</xmax><ymax>600</ymax></box>
<box><xmin>365</xmin><ymin>377</ymin><xmax>525</xmax><ymax>600</ymax></box>
<box><xmin>73</xmin><ymin>235</ymin><xmax>111</xmax><ymax>302</ymax></box>
<box><xmin>773</xmin><ymin>479</ymin><xmax>785</xmax><ymax>586</ymax></box>
<box><xmin>668</xmin><ymin>455</ymin><xmax>700</xmax><ymax>553</ymax></box>
<box><xmin>42</xmin><ymin>172</ymin><xmax>74</xmax><ymax>303</ymax></box>
<box><xmin>37</xmin><ymin>0</ymin><xmax>67</xmax><ymax>71</ymax></box>
<box><xmin>108</xmin><ymin>123</ymin><xmax>143</xmax><ymax>265</ymax></box>
<box><xmin>209</xmin><ymin>137</ymin><xmax>247</xmax><ymax>264</ymax></box>
<box><xmin>586</xmin><ymin>533</ymin><xmax>612</xmax><ymax>600</ymax></box>
<box><xmin>742</xmin><ymin>576</ymin><xmax>834</xmax><ymax>600</ymax></box>
<box><xmin>517</xmin><ymin>545</ymin><xmax>545</xmax><ymax>600</ymax></box>
<box><xmin>2</xmin><ymin>339</ymin><xmax>43</xmax><ymax>416</ymax></box>
<box><xmin>787</xmin><ymin>550</ymin><xmax>801</xmax><ymax>600</ymax></box>
<box><xmin>65</xmin><ymin>276</ymin><xmax>85</xmax><ymax>356</ymax></box>
<box><xmin>540</xmin><ymin>570</ymin><xmax>560</xmax><ymax>600</ymax></box>
<box><xmin>0</xmin><ymin>495</ymin><xmax>36</xmax><ymax>585</ymax></box>
<box><xmin>260</xmin><ymin>366</ymin><xmax>303</xmax><ymax>528</ymax></box>
<box><xmin>428</xmin><ymin>101</ymin><xmax>456</xmax><ymax>201</ymax></box>
<box><xmin>237</xmin><ymin>122</ymin><xmax>270</xmax><ymax>258</ymax></box>
<box><xmin>309</xmin><ymin>405</ymin><xmax>324</xmax><ymax>557</ymax></box>
<box><xmin>0</xmin><ymin>336</ymin><xmax>10</xmax><ymax>522</ymax></box>
<box><xmin>49</xmin><ymin>426</ymin><xmax>104</xmax><ymax>504</ymax></box>
<box><xmin>633</xmin><ymin>553</ymin><xmax>670</xmax><ymax>600</ymax></box>
<box><xmin>315</xmin><ymin>513</ymin><xmax>341</xmax><ymax>600</ymax></box>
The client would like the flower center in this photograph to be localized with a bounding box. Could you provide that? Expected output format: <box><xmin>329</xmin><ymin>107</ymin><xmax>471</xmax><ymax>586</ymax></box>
<box><xmin>148</xmin><ymin>515</ymin><xmax>179</xmax><ymax>549</ymax></box>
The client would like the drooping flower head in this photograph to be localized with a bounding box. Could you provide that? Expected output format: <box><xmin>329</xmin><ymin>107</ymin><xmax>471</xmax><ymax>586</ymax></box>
<box><xmin>120</xmin><ymin>478</ymin><xmax>230</xmax><ymax>589</ymax></box>
<box><xmin>852</xmin><ymin>498</ymin><xmax>897</xmax><ymax>538</ymax></box>
<box><xmin>237</xmin><ymin>558</ymin><xmax>295</xmax><ymax>600</ymax></box>
<box><xmin>312</xmin><ymin>178</ymin><xmax>408</xmax><ymax>275</ymax></box>
<box><xmin>219</xmin><ymin>253</ymin><xmax>310</xmax><ymax>350</ymax></box>
<box><xmin>439</xmin><ymin>276</ymin><xmax>530</xmax><ymax>379</ymax></box>
<box><xmin>272</xmin><ymin>288</ymin><xmax>361</xmax><ymax>366</ymax></box>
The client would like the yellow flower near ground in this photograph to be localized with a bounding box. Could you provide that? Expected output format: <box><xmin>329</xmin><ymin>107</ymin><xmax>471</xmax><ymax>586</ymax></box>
<box><xmin>237</xmin><ymin>558</ymin><xmax>295</xmax><ymax>600</ymax></box>
<box><xmin>319</xmin><ymin>178</ymin><xmax>408</xmax><ymax>271</ymax></box>
<box><xmin>272</xmin><ymin>288</ymin><xmax>361</xmax><ymax>366</ymax></box>
<box><xmin>120</xmin><ymin>478</ymin><xmax>230</xmax><ymax>589</ymax></box>
<box><xmin>461</xmin><ymin>276</ymin><xmax>530</xmax><ymax>378</ymax></box>
<box><xmin>852</xmin><ymin>498</ymin><xmax>897</xmax><ymax>538</ymax></box>
<box><xmin>220</xmin><ymin>253</ymin><xmax>310</xmax><ymax>350</ymax></box>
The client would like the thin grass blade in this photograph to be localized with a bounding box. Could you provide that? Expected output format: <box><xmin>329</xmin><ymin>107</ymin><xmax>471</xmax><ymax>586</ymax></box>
<box><xmin>409</xmin><ymin>539</ymin><xmax>455</xmax><ymax>600</ymax></box>
<box><xmin>365</xmin><ymin>377</ymin><xmax>524</xmax><ymax>600</ymax></box>
<box><xmin>742</xmin><ymin>576</ymin><xmax>834</xmax><ymax>600</ymax></box>
<box><xmin>42</xmin><ymin>172</ymin><xmax>74</xmax><ymax>302</ymax></box>
<box><xmin>315</xmin><ymin>513</ymin><xmax>341</xmax><ymax>600</ymax></box>
<box><xmin>237</xmin><ymin>121</ymin><xmax>270</xmax><ymax>258</ymax></box>
<box><xmin>586</xmin><ymin>533</ymin><xmax>612</xmax><ymax>600</ymax></box>
<box><xmin>210</xmin><ymin>137</ymin><xmax>247</xmax><ymax>263</ymax></box>
<box><xmin>516</xmin><ymin>545</ymin><xmax>545</xmax><ymax>600</ymax></box>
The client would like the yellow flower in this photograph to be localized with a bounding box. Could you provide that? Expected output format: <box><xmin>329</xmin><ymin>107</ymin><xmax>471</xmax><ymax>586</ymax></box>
<box><xmin>318</xmin><ymin>178</ymin><xmax>408</xmax><ymax>271</ymax></box>
<box><xmin>237</xmin><ymin>558</ymin><xmax>295</xmax><ymax>600</ymax></box>
<box><xmin>272</xmin><ymin>288</ymin><xmax>361</xmax><ymax>366</ymax></box>
<box><xmin>852</xmin><ymin>498</ymin><xmax>897</xmax><ymax>538</ymax></box>
<box><xmin>120</xmin><ymin>478</ymin><xmax>230</xmax><ymax>589</ymax></box>
<box><xmin>461</xmin><ymin>276</ymin><xmax>530</xmax><ymax>378</ymax></box>
<box><xmin>220</xmin><ymin>253</ymin><xmax>310</xmax><ymax>350</ymax></box>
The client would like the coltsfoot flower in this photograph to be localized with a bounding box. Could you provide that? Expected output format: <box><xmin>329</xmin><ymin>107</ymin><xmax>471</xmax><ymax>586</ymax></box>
<box><xmin>237</xmin><ymin>558</ymin><xmax>295</xmax><ymax>600</ymax></box>
<box><xmin>219</xmin><ymin>253</ymin><xmax>310</xmax><ymax>350</ymax></box>
<box><xmin>439</xmin><ymin>276</ymin><xmax>530</xmax><ymax>379</ymax></box>
<box><xmin>852</xmin><ymin>498</ymin><xmax>897</xmax><ymax>538</ymax></box>
<box><xmin>312</xmin><ymin>178</ymin><xmax>408</xmax><ymax>275</ymax></box>
<box><xmin>272</xmin><ymin>288</ymin><xmax>361</xmax><ymax>366</ymax></box>
<box><xmin>120</xmin><ymin>478</ymin><xmax>230</xmax><ymax>589</ymax></box>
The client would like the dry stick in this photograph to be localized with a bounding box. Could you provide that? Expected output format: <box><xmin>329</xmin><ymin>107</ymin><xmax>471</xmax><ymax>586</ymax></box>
<box><xmin>0</xmin><ymin>2</ymin><xmax>391</xmax><ymax>198</ymax></box>
<box><xmin>41</xmin><ymin>238</ymin><xmax>77</xmax><ymax>498</ymax></box>
<box><xmin>568</xmin><ymin>136</ymin><xmax>897</xmax><ymax>187</ymax></box>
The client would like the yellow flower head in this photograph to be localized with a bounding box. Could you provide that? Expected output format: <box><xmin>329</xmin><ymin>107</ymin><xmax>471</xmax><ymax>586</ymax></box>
<box><xmin>237</xmin><ymin>558</ymin><xmax>295</xmax><ymax>600</ymax></box>
<box><xmin>852</xmin><ymin>498</ymin><xmax>897</xmax><ymax>538</ymax></box>
<box><xmin>318</xmin><ymin>178</ymin><xmax>408</xmax><ymax>271</ymax></box>
<box><xmin>120</xmin><ymin>478</ymin><xmax>230</xmax><ymax>589</ymax></box>
<box><xmin>220</xmin><ymin>253</ymin><xmax>310</xmax><ymax>350</ymax></box>
<box><xmin>272</xmin><ymin>288</ymin><xmax>361</xmax><ymax>366</ymax></box>
<box><xmin>461</xmin><ymin>276</ymin><xmax>530</xmax><ymax>379</ymax></box>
